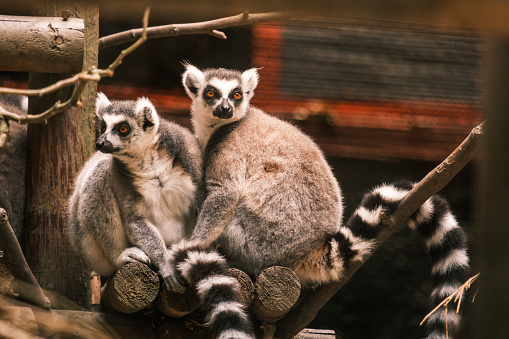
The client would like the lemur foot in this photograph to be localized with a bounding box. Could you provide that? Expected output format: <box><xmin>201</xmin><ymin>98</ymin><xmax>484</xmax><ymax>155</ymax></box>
<box><xmin>116</xmin><ymin>247</ymin><xmax>151</xmax><ymax>267</ymax></box>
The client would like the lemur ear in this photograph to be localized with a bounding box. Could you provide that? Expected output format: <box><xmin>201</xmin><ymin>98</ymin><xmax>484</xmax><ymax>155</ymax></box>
<box><xmin>135</xmin><ymin>97</ymin><xmax>159</xmax><ymax>131</ymax></box>
<box><xmin>96</xmin><ymin>92</ymin><xmax>112</xmax><ymax>116</ymax></box>
<box><xmin>182</xmin><ymin>64</ymin><xmax>205</xmax><ymax>99</ymax></box>
<box><xmin>241</xmin><ymin>68</ymin><xmax>259</xmax><ymax>94</ymax></box>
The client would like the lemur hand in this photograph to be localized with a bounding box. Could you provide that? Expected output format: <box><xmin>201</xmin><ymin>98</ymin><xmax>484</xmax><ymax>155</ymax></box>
<box><xmin>160</xmin><ymin>261</ymin><xmax>187</xmax><ymax>294</ymax></box>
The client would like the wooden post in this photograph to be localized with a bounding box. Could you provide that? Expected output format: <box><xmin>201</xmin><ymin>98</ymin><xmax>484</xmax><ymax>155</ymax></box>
<box><xmin>473</xmin><ymin>36</ymin><xmax>509</xmax><ymax>339</ymax></box>
<box><xmin>23</xmin><ymin>3</ymin><xmax>98</xmax><ymax>309</ymax></box>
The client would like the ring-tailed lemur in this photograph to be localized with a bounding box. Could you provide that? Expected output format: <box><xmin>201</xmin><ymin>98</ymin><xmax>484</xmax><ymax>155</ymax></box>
<box><xmin>167</xmin><ymin>64</ymin><xmax>470</xmax><ymax>339</ymax></box>
<box><xmin>68</xmin><ymin>94</ymin><xmax>252</xmax><ymax>339</ymax></box>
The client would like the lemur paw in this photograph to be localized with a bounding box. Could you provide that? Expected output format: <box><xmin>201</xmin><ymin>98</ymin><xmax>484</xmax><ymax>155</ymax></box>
<box><xmin>116</xmin><ymin>247</ymin><xmax>151</xmax><ymax>267</ymax></box>
<box><xmin>160</xmin><ymin>263</ymin><xmax>187</xmax><ymax>294</ymax></box>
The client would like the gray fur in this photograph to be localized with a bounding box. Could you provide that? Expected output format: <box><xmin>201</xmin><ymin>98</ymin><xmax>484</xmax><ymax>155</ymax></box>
<box><xmin>0</xmin><ymin>95</ymin><xmax>27</xmax><ymax>241</ymax></box>
<box><xmin>68</xmin><ymin>94</ymin><xmax>202</xmax><ymax>290</ymax></box>
<box><xmin>179</xmin><ymin>66</ymin><xmax>470</xmax><ymax>339</ymax></box>
<box><xmin>181</xmin><ymin>65</ymin><xmax>343</xmax><ymax>282</ymax></box>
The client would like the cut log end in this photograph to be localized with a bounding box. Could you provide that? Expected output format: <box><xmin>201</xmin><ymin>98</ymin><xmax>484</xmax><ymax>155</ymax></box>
<box><xmin>251</xmin><ymin>266</ymin><xmax>301</xmax><ymax>323</ymax></box>
<box><xmin>102</xmin><ymin>261</ymin><xmax>160</xmax><ymax>314</ymax></box>
<box><xmin>227</xmin><ymin>267</ymin><xmax>255</xmax><ymax>307</ymax></box>
<box><xmin>156</xmin><ymin>283</ymin><xmax>201</xmax><ymax>318</ymax></box>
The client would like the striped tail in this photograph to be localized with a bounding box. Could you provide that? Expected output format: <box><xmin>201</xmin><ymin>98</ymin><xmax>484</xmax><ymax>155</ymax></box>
<box><xmin>344</xmin><ymin>180</ymin><xmax>470</xmax><ymax>339</ymax></box>
<box><xmin>170</xmin><ymin>241</ymin><xmax>254</xmax><ymax>339</ymax></box>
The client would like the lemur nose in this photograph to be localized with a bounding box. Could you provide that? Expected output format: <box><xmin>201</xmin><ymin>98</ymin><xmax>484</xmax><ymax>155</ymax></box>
<box><xmin>220</xmin><ymin>99</ymin><xmax>232</xmax><ymax>112</ymax></box>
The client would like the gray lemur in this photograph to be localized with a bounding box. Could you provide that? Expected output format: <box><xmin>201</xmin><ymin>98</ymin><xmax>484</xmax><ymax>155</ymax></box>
<box><xmin>68</xmin><ymin>93</ymin><xmax>202</xmax><ymax>287</ymax></box>
<box><xmin>171</xmin><ymin>64</ymin><xmax>470</xmax><ymax>339</ymax></box>
<box><xmin>69</xmin><ymin>95</ymin><xmax>253</xmax><ymax>339</ymax></box>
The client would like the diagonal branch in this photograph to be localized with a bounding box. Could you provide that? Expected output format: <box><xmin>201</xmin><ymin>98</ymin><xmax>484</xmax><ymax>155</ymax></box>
<box><xmin>274</xmin><ymin>121</ymin><xmax>484</xmax><ymax>338</ymax></box>
<box><xmin>98</xmin><ymin>11</ymin><xmax>290</xmax><ymax>50</ymax></box>
<box><xmin>0</xmin><ymin>208</ymin><xmax>50</xmax><ymax>309</ymax></box>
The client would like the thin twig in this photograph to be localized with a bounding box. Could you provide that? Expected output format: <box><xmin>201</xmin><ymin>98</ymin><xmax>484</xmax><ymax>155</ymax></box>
<box><xmin>420</xmin><ymin>273</ymin><xmax>480</xmax><ymax>326</ymax></box>
<box><xmin>98</xmin><ymin>11</ymin><xmax>290</xmax><ymax>50</ymax></box>
<box><xmin>0</xmin><ymin>7</ymin><xmax>151</xmax><ymax>126</ymax></box>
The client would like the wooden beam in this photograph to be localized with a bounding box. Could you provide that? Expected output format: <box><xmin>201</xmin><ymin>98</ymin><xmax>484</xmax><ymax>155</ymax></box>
<box><xmin>4</xmin><ymin>0</ymin><xmax>509</xmax><ymax>33</ymax></box>
<box><xmin>0</xmin><ymin>15</ymin><xmax>84</xmax><ymax>73</ymax></box>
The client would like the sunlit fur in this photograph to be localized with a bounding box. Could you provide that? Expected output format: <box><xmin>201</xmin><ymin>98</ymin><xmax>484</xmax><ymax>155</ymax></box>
<box><xmin>68</xmin><ymin>94</ymin><xmax>202</xmax><ymax>288</ymax></box>
<box><xmin>179</xmin><ymin>65</ymin><xmax>469</xmax><ymax>339</ymax></box>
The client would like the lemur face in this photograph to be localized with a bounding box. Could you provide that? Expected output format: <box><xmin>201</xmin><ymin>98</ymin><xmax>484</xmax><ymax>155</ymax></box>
<box><xmin>95</xmin><ymin>93</ymin><xmax>159</xmax><ymax>154</ymax></box>
<box><xmin>203</xmin><ymin>78</ymin><xmax>243</xmax><ymax>120</ymax></box>
<box><xmin>182</xmin><ymin>64</ymin><xmax>259</xmax><ymax>122</ymax></box>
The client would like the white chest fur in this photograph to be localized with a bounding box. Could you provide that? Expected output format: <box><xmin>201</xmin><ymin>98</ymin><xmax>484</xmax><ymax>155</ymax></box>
<box><xmin>125</xmin><ymin>148</ymin><xmax>196</xmax><ymax>245</ymax></box>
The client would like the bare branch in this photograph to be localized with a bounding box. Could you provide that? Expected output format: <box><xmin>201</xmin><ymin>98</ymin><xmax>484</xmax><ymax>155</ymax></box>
<box><xmin>389</xmin><ymin>121</ymin><xmax>484</xmax><ymax>228</ymax></box>
<box><xmin>98</xmin><ymin>11</ymin><xmax>290</xmax><ymax>50</ymax></box>
<box><xmin>275</xmin><ymin>121</ymin><xmax>484</xmax><ymax>338</ymax></box>
<box><xmin>0</xmin><ymin>7</ymin><xmax>150</xmax><ymax>126</ymax></box>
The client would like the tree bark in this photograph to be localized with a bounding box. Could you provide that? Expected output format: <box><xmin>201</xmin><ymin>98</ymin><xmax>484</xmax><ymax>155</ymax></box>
<box><xmin>23</xmin><ymin>2</ymin><xmax>98</xmax><ymax>309</ymax></box>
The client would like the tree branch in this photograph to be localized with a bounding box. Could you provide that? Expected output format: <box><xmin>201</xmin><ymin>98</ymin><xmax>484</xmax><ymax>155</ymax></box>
<box><xmin>274</xmin><ymin>121</ymin><xmax>484</xmax><ymax>339</ymax></box>
<box><xmin>98</xmin><ymin>11</ymin><xmax>290</xmax><ymax>50</ymax></box>
<box><xmin>0</xmin><ymin>7</ymin><xmax>150</xmax><ymax>127</ymax></box>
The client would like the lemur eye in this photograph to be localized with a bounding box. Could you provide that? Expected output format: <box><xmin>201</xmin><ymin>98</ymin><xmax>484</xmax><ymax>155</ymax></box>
<box><xmin>100</xmin><ymin>123</ymin><xmax>106</xmax><ymax>133</ymax></box>
<box><xmin>206</xmin><ymin>90</ymin><xmax>215</xmax><ymax>98</ymax></box>
<box><xmin>233</xmin><ymin>92</ymin><xmax>242</xmax><ymax>100</ymax></box>
<box><xmin>119</xmin><ymin>125</ymin><xmax>130</xmax><ymax>134</ymax></box>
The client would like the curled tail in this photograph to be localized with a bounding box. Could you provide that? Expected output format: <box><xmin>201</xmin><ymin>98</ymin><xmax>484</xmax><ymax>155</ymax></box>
<box><xmin>344</xmin><ymin>180</ymin><xmax>469</xmax><ymax>339</ymax></box>
<box><xmin>170</xmin><ymin>241</ymin><xmax>254</xmax><ymax>339</ymax></box>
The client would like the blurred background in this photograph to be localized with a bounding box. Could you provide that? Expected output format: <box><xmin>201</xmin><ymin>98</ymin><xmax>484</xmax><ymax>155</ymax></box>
<box><xmin>0</xmin><ymin>3</ymin><xmax>483</xmax><ymax>338</ymax></box>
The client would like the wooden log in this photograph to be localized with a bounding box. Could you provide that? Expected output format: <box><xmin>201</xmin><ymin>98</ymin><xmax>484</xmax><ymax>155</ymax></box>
<box><xmin>295</xmin><ymin>328</ymin><xmax>336</xmax><ymax>338</ymax></box>
<box><xmin>101</xmin><ymin>262</ymin><xmax>160</xmax><ymax>314</ymax></box>
<box><xmin>251</xmin><ymin>266</ymin><xmax>301</xmax><ymax>323</ymax></box>
<box><xmin>156</xmin><ymin>282</ymin><xmax>201</xmax><ymax>318</ymax></box>
<box><xmin>156</xmin><ymin>268</ymin><xmax>253</xmax><ymax>318</ymax></box>
<box><xmin>0</xmin><ymin>306</ymin><xmax>39</xmax><ymax>337</ymax></box>
<box><xmin>0</xmin><ymin>15</ymin><xmax>84</xmax><ymax>73</ymax></box>
<box><xmin>0</xmin><ymin>208</ymin><xmax>50</xmax><ymax>309</ymax></box>
<box><xmin>227</xmin><ymin>267</ymin><xmax>255</xmax><ymax>307</ymax></box>
<box><xmin>24</xmin><ymin>3</ymin><xmax>98</xmax><ymax>310</ymax></box>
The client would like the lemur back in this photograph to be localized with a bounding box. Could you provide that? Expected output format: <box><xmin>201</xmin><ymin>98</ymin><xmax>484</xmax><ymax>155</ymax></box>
<box><xmin>172</xmin><ymin>64</ymin><xmax>470</xmax><ymax>339</ymax></box>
